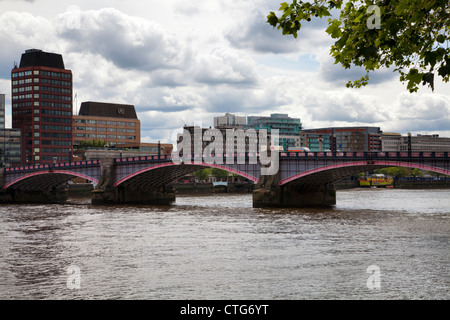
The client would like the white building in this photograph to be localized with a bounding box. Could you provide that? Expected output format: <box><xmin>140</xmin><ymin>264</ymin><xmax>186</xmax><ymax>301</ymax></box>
<box><xmin>382</xmin><ymin>132</ymin><xmax>450</xmax><ymax>152</ymax></box>
<box><xmin>213</xmin><ymin>113</ymin><xmax>246</xmax><ymax>129</ymax></box>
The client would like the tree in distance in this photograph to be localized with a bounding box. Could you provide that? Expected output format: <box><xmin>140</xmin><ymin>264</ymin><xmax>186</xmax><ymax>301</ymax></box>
<box><xmin>267</xmin><ymin>0</ymin><xmax>450</xmax><ymax>92</ymax></box>
<box><xmin>192</xmin><ymin>168</ymin><xmax>211</xmax><ymax>182</ymax></box>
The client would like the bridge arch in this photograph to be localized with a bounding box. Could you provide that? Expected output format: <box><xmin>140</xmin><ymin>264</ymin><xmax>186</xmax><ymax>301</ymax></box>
<box><xmin>4</xmin><ymin>170</ymin><xmax>99</xmax><ymax>190</ymax></box>
<box><xmin>114</xmin><ymin>162</ymin><xmax>259</xmax><ymax>188</ymax></box>
<box><xmin>279</xmin><ymin>161</ymin><xmax>450</xmax><ymax>186</ymax></box>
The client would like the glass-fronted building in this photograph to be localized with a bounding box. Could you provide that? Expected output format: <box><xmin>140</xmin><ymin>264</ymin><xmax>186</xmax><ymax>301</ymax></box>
<box><xmin>245</xmin><ymin>113</ymin><xmax>302</xmax><ymax>151</ymax></box>
<box><xmin>0</xmin><ymin>94</ymin><xmax>5</xmax><ymax>129</ymax></box>
<box><xmin>0</xmin><ymin>128</ymin><xmax>22</xmax><ymax>167</ymax></box>
<box><xmin>1</xmin><ymin>94</ymin><xmax>22</xmax><ymax>167</ymax></box>
<box><xmin>301</xmin><ymin>127</ymin><xmax>382</xmax><ymax>152</ymax></box>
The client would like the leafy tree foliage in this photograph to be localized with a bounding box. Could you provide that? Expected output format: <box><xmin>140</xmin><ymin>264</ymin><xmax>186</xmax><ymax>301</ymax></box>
<box><xmin>76</xmin><ymin>140</ymin><xmax>108</xmax><ymax>150</ymax></box>
<box><xmin>210</xmin><ymin>168</ymin><xmax>230</xmax><ymax>179</ymax></box>
<box><xmin>267</xmin><ymin>0</ymin><xmax>450</xmax><ymax>92</ymax></box>
<box><xmin>374</xmin><ymin>167</ymin><xmax>422</xmax><ymax>177</ymax></box>
<box><xmin>192</xmin><ymin>169</ymin><xmax>211</xmax><ymax>181</ymax></box>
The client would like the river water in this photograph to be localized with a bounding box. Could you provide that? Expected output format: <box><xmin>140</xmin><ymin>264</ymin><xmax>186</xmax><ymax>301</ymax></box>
<box><xmin>0</xmin><ymin>188</ymin><xmax>448</xmax><ymax>300</ymax></box>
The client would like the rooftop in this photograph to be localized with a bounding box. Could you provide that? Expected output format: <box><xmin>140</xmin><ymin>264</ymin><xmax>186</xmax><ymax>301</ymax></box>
<box><xmin>18</xmin><ymin>49</ymin><xmax>66</xmax><ymax>69</ymax></box>
<box><xmin>78</xmin><ymin>101</ymin><xmax>138</xmax><ymax>119</ymax></box>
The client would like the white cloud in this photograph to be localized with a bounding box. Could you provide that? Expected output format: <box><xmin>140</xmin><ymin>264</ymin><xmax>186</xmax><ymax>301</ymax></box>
<box><xmin>55</xmin><ymin>8</ymin><xmax>191</xmax><ymax>72</ymax></box>
<box><xmin>194</xmin><ymin>48</ymin><xmax>258</xmax><ymax>85</ymax></box>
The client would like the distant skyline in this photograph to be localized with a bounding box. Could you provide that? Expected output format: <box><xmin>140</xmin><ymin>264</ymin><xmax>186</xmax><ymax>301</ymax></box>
<box><xmin>1</xmin><ymin>0</ymin><xmax>449</xmax><ymax>144</ymax></box>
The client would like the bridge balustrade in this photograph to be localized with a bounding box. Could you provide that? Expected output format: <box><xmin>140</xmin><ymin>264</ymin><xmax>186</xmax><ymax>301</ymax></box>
<box><xmin>3</xmin><ymin>151</ymin><xmax>449</xmax><ymax>173</ymax></box>
<box><xmin>3</xmin><ymin>160</ymin><xmax>101</xmax><ymax>173</ymax></box>
<box><xmin>280</xmin><ymin>151</ymin><xmax>449</xmax><ymax>159</ymax></box>
<box><xmin>115</xmin><ymin>155</ymin><xmax>171</xmax><ymax>165</ymax></box>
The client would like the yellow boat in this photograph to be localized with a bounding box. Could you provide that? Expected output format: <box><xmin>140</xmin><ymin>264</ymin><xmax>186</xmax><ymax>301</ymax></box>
<box><xmin>360</xmin><ymin>174</ymin><xmax>393</xmax><ymax>188</ymax></box>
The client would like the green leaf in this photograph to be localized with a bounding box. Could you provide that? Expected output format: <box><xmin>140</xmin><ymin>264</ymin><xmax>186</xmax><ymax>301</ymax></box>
<box><xmin>422</xmin><ymin>72</ymin><xmax>434</xmax><ymax>91</ymax></box>
<box><xmin>280</xmin><ymin>2</ymin><xmax>289</xmax><ymax>10</ymax></box>
<box><xmin>325</xmin><ymin>19</ymin><xmax>342</xmax><ymax>38</ymax></box>
<box><xmin>436</xmin><ymin>34</ymin><xmax>446</xmax><ymax>43</ymax></box>
<box><xmin>424</xmin><ymin>51</ymin><xmax>437</xmax><ymax>68</ymax></box>
<box><xmin>267</xmin><ymin>12</ymin><xmax>279</xmax><ymax>27</ymax></box>
<box><xmin>353</xmin><ymin>13</ymin><xmax>364</xmax><ymax>23</ymax></box>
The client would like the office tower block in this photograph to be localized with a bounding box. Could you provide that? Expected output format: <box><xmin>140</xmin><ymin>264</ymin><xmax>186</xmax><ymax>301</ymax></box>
<box><xmin>12</xmin><ymin>49</ymin><xmax>73</xmax><ymax>164</ymax></box>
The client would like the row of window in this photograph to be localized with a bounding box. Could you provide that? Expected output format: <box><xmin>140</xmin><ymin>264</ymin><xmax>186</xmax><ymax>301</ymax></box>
<box><xmin>26</xmin><ymin>132</ymin><xmax>72</xmax><ymax>138</ymax></box>
<box><xmin>41</xmin><ymin>94</ymin><xmax>72</xmax><ymax>101</ymax></box>
<box><xmin>32</xmin><ymin>156</ymin><xmax>71</xmax><ymax>161</ymax></box>
<box><xmin>13</xmin><ymin>78</ymin><xmax>71</xmax><ymax>86</ymax></box>
<box><xmin>74</xmin><ymin>119</ymin><xmax>136</xmax><ymax>126</ymax></box>
<box><xmin>12</xmin><ymin>71</ymin><xmax>37</xmax><ymax>77</ymax></box>
<box><xmin>41</xmin><ymin>79</ymin><xmax>71</xmax><ymax>86</ymax></box>
<box><xmin>13</xmin><ymin>86</ymin><xmax>70</xmax><ymax>94</ymax></box>
<box><xmin>41</xmin><ymin>110</ymin><xmax>72</xmax><ymax>116</ymax></box>
<box><xmin>40</xmin><ymin>125</ymin><xmax>72</xmax><ymax>131</ymax></box>
<box><xmin>41</xmin><ymin>117</ymin><xmax>72</xmax><ymax>123</ymax></box>
<box><xmin>13</xmin><ymin>94</ymin><xmax>33</xmax><ymax>100</ymax></box>
<box><xmin>27</xmin><ymin>140</ymin><xmax>71</xmax><ymax>146</ymax></box>
<box><xmin>12</xmin><ymin>71</ymin><xmax>71</xmax><ymax>79</ymax></box>
<box><xmin>74</xmin><ymin>134</ymin><xmax>136</xmax><ymax>140</ymax></box>
<box><xmin>12</xmin><ymin>78</ymin><xmax>33</xmax><ymax>85</ymax></box>
<box><xmin>75</xmin><ymin>127</ymin><xmax>136</xmax><ymax>133</ymax></box>
<box><xmin>13</xmin><ymin>102</ymin><xmax>72</xmax><ymax>109</ymax></box>
<box><xmin>13</xmin><ymin>94</ymin><xmax>72</xmax><ymax>101</ymax></box>
<box><xmin>42</xmin><ymin>87</ymin><xmax>71</xmax><ymax>94</ymax></box>
<box><xmin>39</xmin><ymin>148</ymin><xmax>72</xmax><ymax>154</ymax></box>
<box><xmin>13</xmin><ymin>86</ymin><xmax>33</xmax><ymax>93</ymax></box>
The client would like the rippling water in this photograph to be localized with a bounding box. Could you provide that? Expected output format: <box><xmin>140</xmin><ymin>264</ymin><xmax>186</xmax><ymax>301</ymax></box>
<box><xmin>0</xmin><ymin>188</ymin><xmax>449</xmax><ymax>300</ymax></box>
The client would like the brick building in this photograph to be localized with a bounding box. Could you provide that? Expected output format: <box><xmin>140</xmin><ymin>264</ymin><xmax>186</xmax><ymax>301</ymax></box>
<box><xmin>11</xmin><ymin>49</ymin><xmax>73</xmax><ymax>164</ymax></box>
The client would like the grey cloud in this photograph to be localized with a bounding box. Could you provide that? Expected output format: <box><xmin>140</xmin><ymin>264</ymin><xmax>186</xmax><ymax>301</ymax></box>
<box><xmin>137</xmin><ymin>105</ymin><xmax>191</xmax><ymax>113</ymax></box>
<box><xmin>225</xmin><ymin>12</ymin><xmax>300</xmax><ymax>54</ymax></box>
<box><xmin>225</xmin><ymin>0</ymin><xmax>332</xmax><ymax>54</ymax></box>
<box><xmin>55</xmin><ymin>8</ymin><xmax>191</xmax><ymax>72</ymax></box>
<box><xmin>319</xmin><ymin>55</ymin><xmax>397</xmax><ymax>87</ymax></box>
<box><xmin>0</xmin><ymin>11</ymin><xmax>56</xmax><ymax>79</ymax></box>
<box><xmin>194</xmin><ymin>49</ymin><xmax>259</xmax><ymax>86</ymax></box>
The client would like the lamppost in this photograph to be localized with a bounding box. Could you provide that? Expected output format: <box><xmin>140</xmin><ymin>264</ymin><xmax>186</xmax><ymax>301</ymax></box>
<box><xmin>158</xmin><ymin>140</ymin><xmax>161</xmax><ymax>157</ymax></box>
<box><xmin>0</xmin><ymin>129</ymin><xmax>5</xmax><ymax>168</ymax></box>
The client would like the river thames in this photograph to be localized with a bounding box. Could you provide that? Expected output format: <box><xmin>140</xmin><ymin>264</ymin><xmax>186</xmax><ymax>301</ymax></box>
<box><xmin>0</xmin><ymin>188</ymin><xmax>448</xmax><ymax>300</ymax></box>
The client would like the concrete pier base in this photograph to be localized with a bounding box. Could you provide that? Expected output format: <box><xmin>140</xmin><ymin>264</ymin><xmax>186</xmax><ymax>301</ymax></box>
<box><xmin>252</xmin><ymin>172</ymin><xmax>336</xmax><ymax>208</ymax></box>
<box><xmin>253</xmin><ymin>184</ymin><xmax>336</xmax><ymax>208</ymax></box>
<box><xmin>0</xmin><ymin>187</ymin><xmax>69</xmax><ymax>204</ymax></box>
<box><xmin>91</xmin><ymin>186</ymin><xmax>176</xmax><ymax>205</ymax></box>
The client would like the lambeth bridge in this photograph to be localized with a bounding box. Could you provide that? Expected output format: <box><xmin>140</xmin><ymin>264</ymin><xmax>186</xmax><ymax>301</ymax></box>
<box><xmin>1</xmin><ymin>151</ymin><xmax>449</xmax><ymax>207</ymax></box>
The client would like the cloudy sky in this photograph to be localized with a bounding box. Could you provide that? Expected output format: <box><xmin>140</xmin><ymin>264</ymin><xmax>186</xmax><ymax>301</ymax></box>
<box><xmin>1</xmin><ymin>0</ymin><xmax>449</xmax><ymax>143</ymax></box>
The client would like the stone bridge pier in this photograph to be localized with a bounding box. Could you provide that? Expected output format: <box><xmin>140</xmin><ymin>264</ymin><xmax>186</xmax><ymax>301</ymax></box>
<box><xmin>253</xmin><ymin>172</ymin><xmax>336</xmax><ymax>208</ymax></box>
<box><xmin>91</xmin><ymin>157</ymin><xmax>175</xmax><ymax>205</ymax></box>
